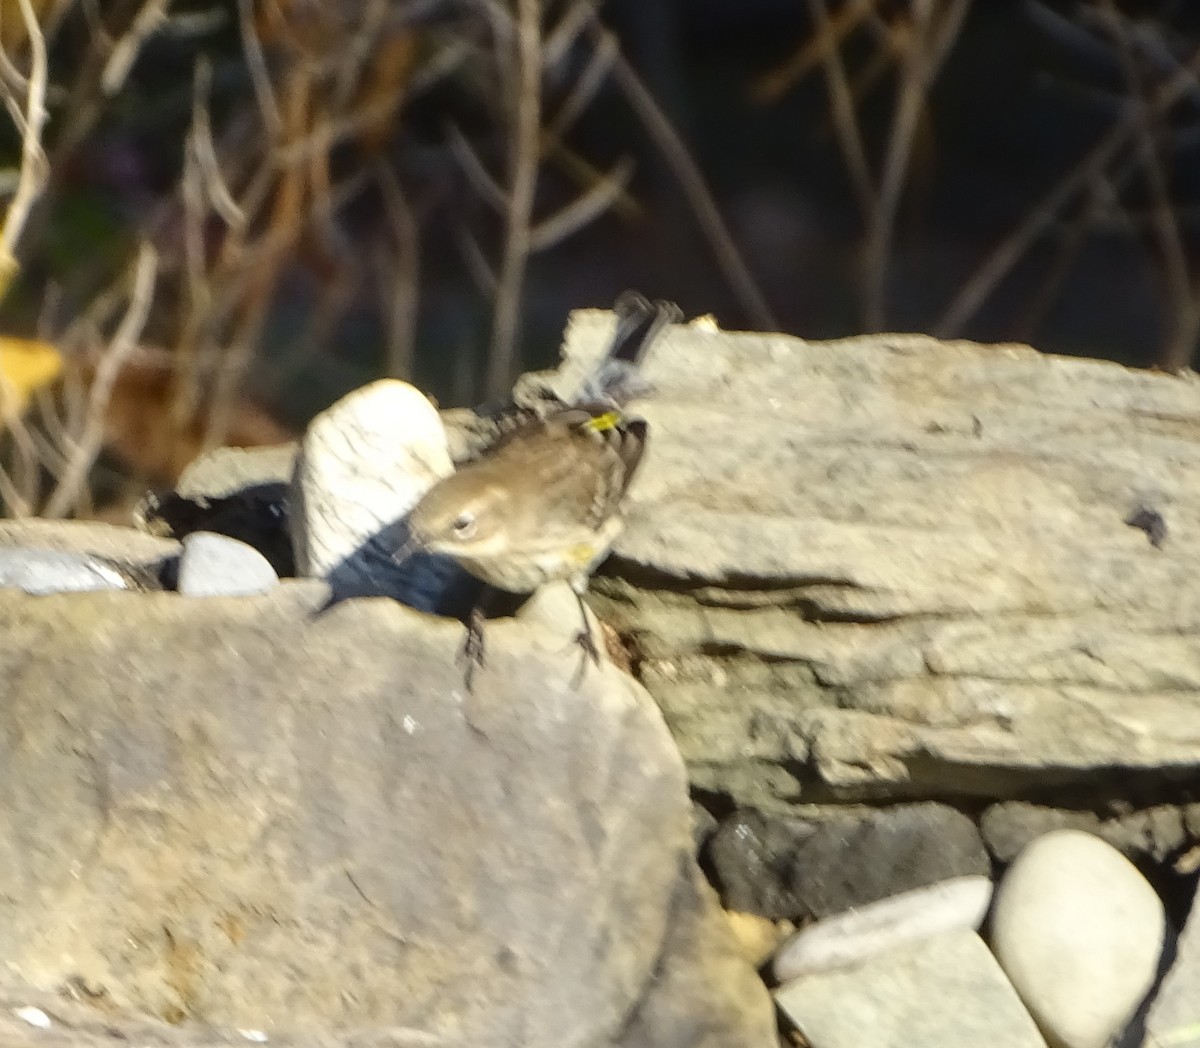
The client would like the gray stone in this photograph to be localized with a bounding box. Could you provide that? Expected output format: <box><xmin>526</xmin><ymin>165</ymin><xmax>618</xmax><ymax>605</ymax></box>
<box><xmin>991</xmin><ymin>830</ymin><xmax>1165</xmax><ymax>1048</ymax></box>
<box><xmin>982</xmin><ymin>801</ymin><xmax>1200</xmax><ymax>866</ymax></box>
<box><xmin>0</xmin><ymin>547</ymin><xmax>130</xmax><ymax>593</ymax></box>
<box><xmin>173</xmin><ymin>444</ymin><xmax>298</xmax><ymax>500</ymax></box>
<box><xmin>178</xmin><ymin>532</ymin><xmax>280</xmax><ymax>596</ymax></box>
<box><xmin>775</xmin><ymin>928</ymin><xmax>1047</xmax><ymax>1048</ymax></box>
<box><xmin>707</xmin><ymin>802</ymin><xmax>990</xmax><ymax>920</ymax></box>
<box><xmin>550</xmin><ymin>311</ymin><xmax>1200</xmax><ymax>806</ymax></box>
<box><xmin>772</xmin><ymin>874</ymin><xmax>993</xmax><ymax>981</ymax></box>
<box><xmin>618</xmin><ymin>863</ymin><xmax>780</xmax><ymax>1048</ymax></box>
<box><xmin>1143</xmin><ymin>877</ymin><xmax>1200</xmax><ymax>1048</ymax></box>
<box><xmin>0</xmin><ymin>518</ymin><xmax>178</xmax><ymax>576</ymax></box>
<box><xmin>0</xmin><ymin>586</ymin><xmax>774</xmax><ymax>1047</ymax></box>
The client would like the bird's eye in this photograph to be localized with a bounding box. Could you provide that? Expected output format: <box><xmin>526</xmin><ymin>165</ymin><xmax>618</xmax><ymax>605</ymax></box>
<box><xmin>451</xmin><ymin>512</ymin><xmax>477</xmax><ymax>540</ymax></box>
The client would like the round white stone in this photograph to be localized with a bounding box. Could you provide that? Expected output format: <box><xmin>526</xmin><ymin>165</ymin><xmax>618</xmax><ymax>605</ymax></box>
<box><xmin>290</xmin><ymin>380</ymin><xmax>452</xmax><ymax>578</ymax></box>
<box><xmin>990</xmin><ymin>828</ymin><xmax>1165</xmax><ymax>1048</ymax></box>
<box><xmin>178</xmin><ymin>532</ymin><xmax>279</xmax><ymax>597</ymax></box>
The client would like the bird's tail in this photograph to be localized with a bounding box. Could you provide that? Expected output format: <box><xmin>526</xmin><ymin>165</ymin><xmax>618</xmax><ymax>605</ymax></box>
<box><xmin>576</xmin><ymin>291</ymin><xmax>680</xmax><ymax>408</ymax></box>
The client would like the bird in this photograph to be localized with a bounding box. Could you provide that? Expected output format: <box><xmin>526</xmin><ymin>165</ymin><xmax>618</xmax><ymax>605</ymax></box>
<box><xmin>404</xmin><ymin>292</ymin><xmax>678</xmax><ymax>688</ymax></box>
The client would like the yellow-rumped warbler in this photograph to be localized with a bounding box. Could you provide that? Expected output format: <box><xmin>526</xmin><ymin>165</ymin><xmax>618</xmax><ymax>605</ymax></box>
<box><xmin>406</xmin><ymin>292</ymin><xmax>679</xmax><ymax>686</ymax></box>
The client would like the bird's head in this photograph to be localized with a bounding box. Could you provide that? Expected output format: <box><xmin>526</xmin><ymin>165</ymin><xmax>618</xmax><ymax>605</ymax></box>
<box><xmin>404</xmin><ymin>473</ymin><xmax>510</xmax><ymax>560</ymax></box>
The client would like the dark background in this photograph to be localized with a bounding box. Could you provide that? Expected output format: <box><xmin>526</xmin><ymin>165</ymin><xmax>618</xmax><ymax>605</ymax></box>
<box><xmin>4</xmin><ymin>0</ymin><xmax>1200</xmax><ymax>502</ymax></box>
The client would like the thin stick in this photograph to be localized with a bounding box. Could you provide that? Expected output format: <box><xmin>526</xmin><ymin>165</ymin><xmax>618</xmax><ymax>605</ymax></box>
<box><xmin>100</xmin><ymin>0</ymin><xmax>169</xmax><ymax>95</ymax></box>
<box><xmin>602</xmin><ymin>27</ymin><xmax>777</xmax><ymax>330</ymax></box>
<box><xmin>487</xmin><ymin>0</ymin><xmax>542</xmax><ymax>399</ymax></box>
<box><xmin>937</xmin><ymin>40</ymin><xmax>1200</xmax><ymax>338</ymax></box>
<box><xmin>0</xmin><ymin>0</ymin><xmax>49</xmax><ymax>300</ymax></box>
<box><xmin>863</xmin><ymin>0</ymin><xmax>969</xmax><ymax>330</ymax></box>
<box><xmin>809</xmin><ymin>0</ymin><xmax>874</xmax><ymax>218</ymax></box>
<box><xmin>1102</xmin><ymin>1</ymin><xmax>1199</xmax><ymax>369</ymax></box>
<box><xmin>376</xmin><ymin>163</ymin><xmax>420</xmax><ymax>380</ymax></box>
<box><xmin>43</xmin><ymin>244</ymin><xmax>159</xmax><ymax>518</ymax></box>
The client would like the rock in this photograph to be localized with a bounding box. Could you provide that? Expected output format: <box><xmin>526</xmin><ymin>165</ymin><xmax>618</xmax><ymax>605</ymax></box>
<box><xmin>177</xmin><ymin>532</ymin><xmax>280</xmax><ymax>597</ymax></box>
<box><xmin>619</xmin><ymin>865</ymin><xmax>781</xmax><ymax>1048</ymax></box>
<box><xmin>776</xmin><ymin>928</ymin><xmax>1047</xmax><ymax>1048</ymax></box>
<box><xmin>289</xmin><ymin>381</ymin><xmax>462</xmax><ymax>606</ymax></box>
<box><xmin>772</xmin><ymin>874</ymin><xmax>993</xmax><ymax>981</ymax></box>
<box><xmin>0</xmin><ymin>518</ymin><xmax>178</xmax><ymax>581</ymax></box>
<box><xmin>0</xmin><ymin>986</ymin><xmax>453</xmax><ymax>1047</ymax></box>
<box><xmin>1142</xmin><ymin>876</ymin><xmax>1200</xmax><ymax>1048</ymax></box>
<box><xmin>0</xmin><ymin>547</ymin><xmax>131</xmax><ymax>593</ymax></box>
<box><xmin>174</xmin><ymin>444</ymin><xmax>299</xmax><ymax>499</ymax></box>
<box><xmin>982</xmin><ymin>801</ymin><xmax>1200</xmax><ymax>866</ymax></box>
<box><xmin>0</xmin><ymin>585</ymin><xmax>774</xmax><ymax>1047</ymax></box>
<box><xmin>990</xmin><ymin>829</ymin><xmax>1166</xmax><ymax>1048</ymax></box>
<box><xmin>138</xmin><ymin>444</ymin><xmax>297</xmax><ymax>577</ymax></box>
<box><xmin>690</xmin><ymin>801</ymin><xmax>718</xmax><ymax>855</ymax></box>
<box><xmin>707</xmin><ymin>802</ymin><xmax>990</xmax><ymax>919</ymax></box>
<box><xmin>514</xmin><ymin>578</ymin><xmax>598</xmax><ymax>650</ymax></box>
<box><xmin>548</xmin><ymin>311</ymin><xmax>1200</xmax><ymax>806</ymax></box>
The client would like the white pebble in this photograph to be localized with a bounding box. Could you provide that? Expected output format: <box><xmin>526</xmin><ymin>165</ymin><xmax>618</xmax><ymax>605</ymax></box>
<box><xmin>773</xmin><ymin>874</ymin><xmax>993</xmax><ymax>981</ymax></box>
<box><xmin>13</xmin><ymin>1006</ymin><xmax>51</xmax><ymax>1028</ymax></box>
<box><xmin>178</xmin><ymin>532</ymin><xmax>279</xmax><ymax>597</ymax></box>
<box><xmin>990</xmin><ymin>829</ymin><xmax>1165</xmax><ymax>1048</ymax></box>
<box><xmin>290</xmin><ymin>380</ymin><xmax>452</xmax><ymax>579</ymax></box>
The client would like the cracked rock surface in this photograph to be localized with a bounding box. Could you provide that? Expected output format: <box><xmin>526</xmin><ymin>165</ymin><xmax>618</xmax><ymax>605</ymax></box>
<box><xmin>547</xmin><ymin>311</ymin><xmax>1200</xmax><ymax>807</ymax></box>
<box><xmin>0</xmin><ymin>586</ymin><xmax>773</xmax><ymax>1047</ymax></box>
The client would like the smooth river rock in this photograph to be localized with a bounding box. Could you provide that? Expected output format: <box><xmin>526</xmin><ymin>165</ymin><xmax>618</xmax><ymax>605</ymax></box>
<box><xmin>990</xmin><ymin>830</ymin><xmax>1166</xmax><ymax>1048</ymax></box>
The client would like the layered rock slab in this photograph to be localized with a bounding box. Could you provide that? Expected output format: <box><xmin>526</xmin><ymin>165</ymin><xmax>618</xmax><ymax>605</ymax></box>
<box><xmin>548</xmin><ymin>313</ymin><xmax>1200</xmax><ymax>805</ymax></box>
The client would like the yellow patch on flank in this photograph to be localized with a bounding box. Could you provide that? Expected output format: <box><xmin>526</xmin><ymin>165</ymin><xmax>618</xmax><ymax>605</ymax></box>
<box><xmin>569</xmin><ymin>542</ymin><xmax>599</xmax><ymax>565</ymax></box>
<box><xmin>584</xmin><ymin>410</ymin><xmax>622</xmax><ymax>433</ymax></box>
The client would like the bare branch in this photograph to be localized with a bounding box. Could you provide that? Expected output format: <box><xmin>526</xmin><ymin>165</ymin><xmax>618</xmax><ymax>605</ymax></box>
<box><xmin>187</xmin><ymin>56</ymin><xmax>245</xmax><ymax>229</ymax></box>
<box><xmin>1100</xmin><ymin>1</ymin><xmax>1199</xmax><ymax>370</ymax></box>
<box><xmin>752</xmin><ymin>0</ymin><xmax>881</xmax><ymax>105</ymax></box>
<box><xmin>544</xmin><ymin>20</ymin><xmax>617</xmax><ymax>141</ymax></box>
<box><xmin>44</xmin><ymin>243</ymin><xmax>159</xmax><ymax>519</ymax></box>
<box><xmin>528</xmin><ymin>156</ymin><xmax>632</xmax><ymax>251</ymax></box>
<box><xmin>237</xmin><ymin>0</ymin><xmax>281</xmax><ymax>139</ymax></box>
<box><xmin>863</xmin><ymin>0</ymin><xmax>969</xmax><ymax>331</ymax></box>
<box><xmin>487</xmin><ymin>0</ymin><xmax>543</xmax><ymax>398</ymax></box>
<box><xmin>376</xmin><ymin>163</ymin><xmax>420</xmax><ymax>380</ymax></box>
<box><xmin>601</xmin><ymin>25</ymin><xmax>777</xmax><ymax>330</ymax></box>
<box><xmin>543</xmin><ymin>0</ymin><xmax>591</xmax><ymax>69</ymax></box>
<box><xmin>446</xmin><ymin>121</ymin><xmax>506</xmax><ymax>211</ymax></box>
<box><xmin>0</xmin><ymin>0</ymin><xmax>50</xmax><ymax>300</ymax></box>
<box><xmin>100</xmin><ymin>0</ymin><xmax>170</xmax><ymax>96</ymax></box>
<box><xmin>454</xmin><ymin>220</ymin><xmax>498</xmax><ymax>296</ymax></box>
<box><xmin>936</xmin><ymin>40</ymin><xmax>1200</xmax><ymax>338</ymax></box>
<box><xmin>808</xmin><ymin>0</ymin><xmax>875</xmax><ymax>219</ymax></box>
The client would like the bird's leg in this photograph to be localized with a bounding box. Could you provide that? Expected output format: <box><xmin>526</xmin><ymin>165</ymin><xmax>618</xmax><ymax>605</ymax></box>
<box><xmin>569</xmin><ymin>579</ymin><xmax>602</xmax><ymax>688</ymax></box>
<box><xmin>574</xmin><ymin>590</ymin><xmax>601</xmax><ymax>664</ymax></box>
<box><xmin>458</xmin><ymin>589</ymin><xmax>493</xmax><ymax>692</ymax></box>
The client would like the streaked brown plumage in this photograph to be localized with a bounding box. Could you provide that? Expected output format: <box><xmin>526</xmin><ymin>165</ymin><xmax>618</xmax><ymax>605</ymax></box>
<box><xmin>404</xmin><ymin>292</ymin><xmax>675</xmax><ymax>687</ymax></box>
<box><xmin>406</xmin><ymin>406</ymin><xmax>647</xmax><ymax>594</ymax></box>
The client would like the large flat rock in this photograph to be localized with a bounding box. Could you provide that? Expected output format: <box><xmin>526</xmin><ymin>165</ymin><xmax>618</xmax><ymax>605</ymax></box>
<box><xmin>0</xmin><ymin>586</ymin><xmax>774</xmax><ymax>1047</ymax></box>
<box><xmin>553</xmin><ymin>312</ymin><xmax>1200</xmax><ymax>806</ymax></box>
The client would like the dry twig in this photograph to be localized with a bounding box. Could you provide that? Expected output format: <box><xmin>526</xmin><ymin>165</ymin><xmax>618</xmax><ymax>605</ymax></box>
<box><xmin>0</xmin><ymin>0</ymin><xmax>50</xmax><ymax>302</ymax></box>
<box><xmin>43</xmin><ymin>243</ymin><xmax>158</xmax><ymax>518</ymax></box>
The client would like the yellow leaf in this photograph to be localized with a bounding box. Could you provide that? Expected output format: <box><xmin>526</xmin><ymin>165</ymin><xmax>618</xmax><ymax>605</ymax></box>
<box><xmin>0</xmin><ymin>335</ymin><xmax>62</xmax><ymax>424</ymax></box>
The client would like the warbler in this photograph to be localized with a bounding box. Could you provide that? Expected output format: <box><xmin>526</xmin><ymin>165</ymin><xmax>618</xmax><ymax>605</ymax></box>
<box><xmin>405</xmin><ymin>292</ymin><xmax>678</xmax><ymax>686</ymax></box>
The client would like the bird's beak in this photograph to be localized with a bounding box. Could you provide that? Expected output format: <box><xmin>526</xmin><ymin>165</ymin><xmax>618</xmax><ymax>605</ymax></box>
<box><xmin>390</xmin><ymin>522</ymin><xmax>421</xmax><ymax>566</ymax></box>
